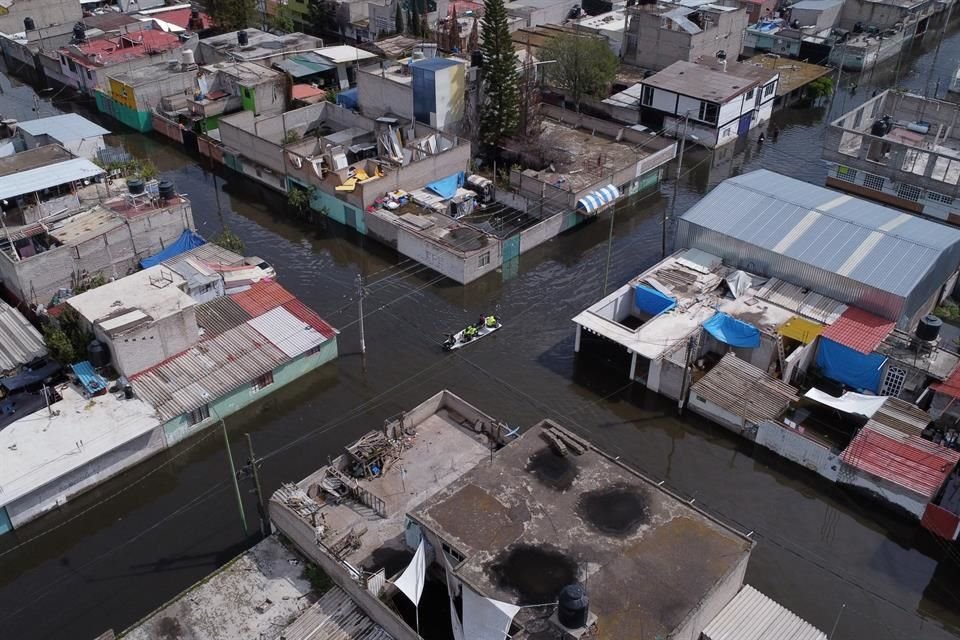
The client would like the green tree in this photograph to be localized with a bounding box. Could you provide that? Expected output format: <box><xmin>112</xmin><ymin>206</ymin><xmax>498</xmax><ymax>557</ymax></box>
<box><xmin>43</xmin><ymin>307</ymin><xmax>94</xmax><ymax>364</ymax></box>
<box><xmin>478</xmin><ymin>0</ymin><xmax>520</xmax><ymax>155</ymax></box>
<box><xmin>206</xmin><ymin>0</ymin><xmax>258</xmax><ymax>32</ymax></box>
<box><xmin>288</xmin><ymin>186</ymin><xmax>311</xmax><ymax>213</ymax></box>
<box><xmin>43</xmin><ymin>326</ymin><xmax>76</xmax><ymax>364</ymax></box>
<box><xmin>806</xmin><ymin>76</ymin><xmax>834</xmax><ymax>104</ymax></box>
<box><xmin>394</xmin><ymin>0</ymin><xmax>404</xmax><ymax>33</ymax></box>
<box><xmin>212</xmin><ymin>228</ymin><xmax>246</xmax><ymax>254</ymax></box>
<box><xmin>410</xmin><ymin>0</ymin><xmax>420</xmax><ymax>36</ymax></box>
<box><xmin>541</xmin><ymin>34</ymin><xmax>617</xmax><ymax>113</ymax></box>
<box><xmin>270</xmin><ymin>2</ymin><xmax>297</xmax><ymax>32</ymax></box>
<box><xmin>308</xmin><ymin>0</ymin><xmax>338</xmax><ymax>35</ymax></box>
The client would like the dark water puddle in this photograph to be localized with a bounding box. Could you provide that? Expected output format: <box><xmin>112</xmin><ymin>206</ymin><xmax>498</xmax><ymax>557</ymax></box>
<box><xmin>577</xmin><ymin>484</ymin><xmax>648</xmax><ymax>535</ymax></box>
<box><xmin>488</xmin><ymin>544</ymin><xmax>579</xmax><ymax>605</ymax></box>
<box><xmin>526</xmin><ymin>448</ymin><xmax>578</xmax><ymax>490</ymax></box>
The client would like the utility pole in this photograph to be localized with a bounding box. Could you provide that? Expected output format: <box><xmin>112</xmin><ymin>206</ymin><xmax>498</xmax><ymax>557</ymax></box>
<box><xmin>357</xmin><ymin>274</ymin><xmax>366</xmax><ymax>354</ymax></box>
<box><xmin>677</xmin><ymin>335</ymin><xmax>696</xmax><ymax>414</ymax></box>
<box><xmin>245</xmin><ymin>433</ymin><xmax>271</xmax><ymax>539</ymax></box>
<box><xmin>222</xmin><ymin>419</ymin><xmax>248</xmax><ymax>536</ymax></box>
<box><xmin>667</xmin><ymin>114</ymin><xmax>689</xmax><ymax>258</ymax></box>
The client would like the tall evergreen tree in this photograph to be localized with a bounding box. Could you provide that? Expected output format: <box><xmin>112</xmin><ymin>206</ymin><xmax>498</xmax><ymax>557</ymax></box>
<box><xmin>410</xmin><ymin>0</ymin><xmax>421</xmax><ymax>36</ymax></box>
<box><xmin>479</xmin><ymin>0</ymin><xmax>520</xmax><ymax>155</ymax></box>
<box><xmin>394</xmin><ymin>0</ymin><xmax>404</xmax><ymax>34</ymax></box>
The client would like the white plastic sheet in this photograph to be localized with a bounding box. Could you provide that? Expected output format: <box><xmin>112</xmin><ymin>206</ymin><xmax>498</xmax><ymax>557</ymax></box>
<box><xmin>394</xmin><ymin>538</ymin><xmax>426</xmax><ymax>606</ymax></box>
<box><xmin>462</xmin><ymin>586</ymin><xmax>521</xmax><ymax>640</ymax></box>
<box><xmin>803</xmin><ymin>388</ymin><xmax>888</xmax><ymax>418</ymax></box>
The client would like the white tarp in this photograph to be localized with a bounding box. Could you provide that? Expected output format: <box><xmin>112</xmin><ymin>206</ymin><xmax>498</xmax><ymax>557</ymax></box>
<box><xmin>462</xmin><ymin>586</ymin><xmax>521</xmax><ymax>640</ymax></box>
<box><xmin>394</xmin><ymin>538</ymin><xmax>426</xmax><ymax>606</ymax></box>
<box><xmin>725</xmin><ymin>270</ymin><xmax>766</xmax><ymax>299</ymax></box>
<box><xmin>803</xmin><ymin>388</ymin><xmax>888</xmax><ymax>418</ymax></box>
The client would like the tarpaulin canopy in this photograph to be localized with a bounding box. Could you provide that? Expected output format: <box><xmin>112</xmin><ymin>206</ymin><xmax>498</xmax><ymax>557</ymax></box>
<box><xmin>634</xmin><ymin>284</ymin><xmax>676</xmax><ymax>316</ymax></box>
<box><xmin>426</xmin><ymin>172</ymin><xmax>465</xmax><ymax>199</ymax></box>
<box><xmin>803</xmin><ymin>387</ymin><xmax>888</xmax><ymax>417</ymax></box>
<box><xmin>815</xmin><ymin>337</ymin><xmax>887</xmax><ymax>393</ymax></box>
<box><xmin>336</xmin><ymin>88</ymin><xmax>358</xmax><ymax>110</ymax></box>
<box><xmin>778</xmin><ymin>316</ymin><xmax>823</xmax><ymax>344</ymax></box>
<box><xmin>139</xmin><ymin>230</ymin><xmax>205</xmax><ymax>269</ymax></box>
<box><xmin>703</xmin><ymin>312</ymin><xmax>761</xmax><ymax>348</ymax></box>
<box><xmin>577</xmin><ymin>184</ymin><xmax>620</xmax><ymax>214</ymax></box>
<box><xmin>462</xmin><ymin>586</ymin><xmax>521</xmax><ymax>640</ymax></box>
<box><xmin>725</xmin><ymin>270</ymin><xmax>765</xmax><ymax>299</ymax></box>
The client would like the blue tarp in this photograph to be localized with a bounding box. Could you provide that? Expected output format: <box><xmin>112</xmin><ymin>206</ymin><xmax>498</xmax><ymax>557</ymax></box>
<box><xmin>140</xmin><ymin>230</ymin><xmax>206</xmax><ymax>269</ymax></box>
<box><xmin>337</xmin><ymin>88</ymin><xmax>358</xmax><ymax>110</ymax></box>
<box><xmin>72</xmin><ymin>361</ymin><xmax>107</xmax><ymax>396</ymax></box>
<box><xmin>703</xmin><ymin>312</ymin><xmax>761</xmax><ymax>348</ymax></box>
<box><xmin>634</xmin><ymin>285</ymin><xmax>676</xmax><ymax>316</ymax></box>
<box><xmin>426</xmin><ymin>172</ymin><xmax>465</xmax><ymax>199</ymax></box>
<box><xmin>815</xmin><ymin>337</ymin><xmax>887</xmax><ymax>393</ymax></box>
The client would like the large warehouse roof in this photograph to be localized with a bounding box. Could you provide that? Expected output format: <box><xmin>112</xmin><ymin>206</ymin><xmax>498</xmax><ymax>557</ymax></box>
<box><xmin>679</xmin><ymin>170</ymin><xmax>960</xmax><ymax>298</ymax></box>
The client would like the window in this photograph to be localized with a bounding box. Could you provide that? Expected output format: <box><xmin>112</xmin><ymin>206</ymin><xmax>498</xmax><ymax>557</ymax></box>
<box><xmin>763</xmin><ymin>82</ymin><xmax>776</xmax><ymax>98</ymax></box>
<box><xmin>86</xmin><ymin>69</ymin><xmax>93</xmax><ymax>81</ymax></box>
<box><xmin>835</xmin><ymin>166</ymin><xmax>857</xmax><ymax>183</ymax></box>
<box><xmin>442</xmin><ymin>542</ymin><xmax>465</xmax><ymax>563</ymax></box>
<box><xmin>478</xmin><ymin>251</ymin><xmax>491</xmax><ymax>267</ymax></box>
<box><xmin>697</xmin><ymin>101</ymin><xmax>719</xmax><ymax>125</ymax></box>
<box><xmin>896</xmin><ymin>182</ymin><xmax>922</xmax><ymax>202</ymax></box>
<box><xmin>67</xmin><ymin>58</ymin><xmax>77</xmax><ymax>73</ymax></box>
<box><xmin>927</xmin><ymin>190</ymin><xmax>955</xmax><ymax>205</ymax></box>
<box><xmin>863</xmin><ymin>173</ymin><xmax>885</xmax><ymax>191</ymax></box>
<box><xmin>252</xmin><ymin>371</ymin><xmax>274</xmax><ymax>392</ymax></box>
<box><xmin>188</xmin><ymin>404</ymin><xmax>210</xmax><ymax>426</ymax></box>
<box><xmin>641</xmin><ymin>85</ymin><xmax>654</xmax><ymax>107</ymax></box>
<box><xmin>745</xmin><ymin>88</ymin><xmax>754</xmax><ymax>102</ymax></box>
<box><xmin>880</xmin><ymin>366</ymin><xmax>906</xmax><ymax>398</ymax></box>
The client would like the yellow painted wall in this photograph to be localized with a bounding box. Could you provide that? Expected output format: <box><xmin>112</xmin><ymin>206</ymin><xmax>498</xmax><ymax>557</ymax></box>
<box><xmin>109</xmin><ymin>77</ymin><xmax>137</xmax><ymax>110</ymax></box>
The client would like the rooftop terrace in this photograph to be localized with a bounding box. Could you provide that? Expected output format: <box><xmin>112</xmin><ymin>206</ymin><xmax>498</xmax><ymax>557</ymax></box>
<box><xmin>411</xmin><ymin>420</ymin><xmax>754</xmax><ymax>640</ymax></box>
<box><xmin>67</xmin><ymin>264</ymin><xmax>193</xmax><ymax>329</ymax></box>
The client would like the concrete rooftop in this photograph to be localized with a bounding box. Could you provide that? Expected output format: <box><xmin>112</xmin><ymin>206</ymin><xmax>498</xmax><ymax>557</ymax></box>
<box><xmin>0</xmin><ymin>383</ymin><xmax>160</xmax><ymax>509</ymax></box>
<box><xmin>68</xmin><ymin>264</ymin><xmax>194</xmax><ymax>327</ymax></box>
<box><xmin>410</xmin><ymin>422</ymin><xmax>754</xmax><ymax>640</ymax></box>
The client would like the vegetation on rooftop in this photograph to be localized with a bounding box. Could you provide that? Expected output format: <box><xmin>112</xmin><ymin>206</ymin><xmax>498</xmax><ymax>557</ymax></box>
<box><xmin>302</xmin><ymin>562</ymin><xmax>334</xmax><ymax>594</ymax></box>
<box><xmin>42</xmin><ymin>307</ymin><xmax>93</xmax><ymax>365</ymax></box>
<box><xmin>936</xmin><ymin>299</ymin><xmax>960</xmax><ymax>323</ymax></box>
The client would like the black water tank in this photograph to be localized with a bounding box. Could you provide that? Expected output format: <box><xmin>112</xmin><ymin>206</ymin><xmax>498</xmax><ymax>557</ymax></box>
<box><xmin>127</xmin><ymin>178</ymin><xmax>145</xmax><ymax>195</ymax></box>
<box><xmin>158</xmin><ymin>179</ymin><xmax>175</xmax><ymax>200</ymax></box>
<box><xmin>917</xmin><ymin>314</ymin><xmax>943</xmax><ymax>342</ymax></box>
<box><xmin>72</xmin><ymin>22</ymin><xmax>85</xmax><ymax>42</ymax></box>
<box><xmin>87</xmin><ymin>340</ymin><xmax>110</xmax><ymax>369</ymax></box>
<box><xmin>238</xmin><ymin>30</ymin><xmax>249</xmax><ymax>46</ymax></box>
<box><xmin>557</xmin><ymin>584</ymin><xmax>589</xmax><ymax>629</ymax></box>
<box><xmin>23</xmin><ymin>17</ymin><xmax>35</xmax><ymax>31</ymax></box>
<box><xmin>123</xmin><ymin>384</ymin><xmax>134</xmax><ymax>399</ymax></box>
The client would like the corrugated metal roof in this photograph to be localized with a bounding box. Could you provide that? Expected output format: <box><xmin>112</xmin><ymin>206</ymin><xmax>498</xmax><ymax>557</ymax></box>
<box><xmin>0</xmin><ymin>157</ymin><xmax>104</xmax><ymax>201</ymax></box>
<box><xmin>196</xmin><ymin>296</ymin><xmax>252</xmax><ymax>337</ymax></box>
<box><xmin>752</xmin><ymin>277</ymin><xmax>847</xmax><ymax>324</ymax></box>
<box><xmin>0</xmin><ymin>301</ymin><xmax>46</xmax><ymax>372</ymax></box>
<box><xmin>284</xmin><ymin>299</ymin><xmax>338</xmax><ymax>339</ymax></box>
<box><xmin>933</xmin><ymin>364</ymin><xmax>960</xmax><ymax>398</ymax></box>
<box><xmin>231</xmin><ymin>280</ymin><xmax>296</xmax><ymax>317</ymax></box>
<box><xmin>820</xmin><ymin>307</ymin><xmax>895</xmax><ymax>354</ymax></box>
<box><xmin>18</xmin><ymin>114</ymin><xmax>109</xmax><ymax>142</ymax></box>
<box><xmin>679</xmin><ymin>170</ymin><xmax>960</xmax><ymax>298</ymax></box>
<box><xmin>703</xmin><ymin>585</ymin><xmax>827</xmax><ymax>640</ymax></box>
<box><xmin>840</xmin><ymin>424</ymin><xmax>960</xmax><ymax>499</ymax></box>
<box><xmin>691</xmin><ymin>353</ymin><xmax>799</xmax><ymax>424</ymax></box>
<box><xmin>867</xmin><ymin>397</ymin><xmax>931</xmax><ymax>437</ymax></box>
<box><xmin>131</xmin><ymin>324</ymin><xmax>286</xmax><ymax>421</ymax></box>
<box><xmin>279</xmin><ymin>586</ymin><xmax>394</xmax><ymax>640</ymax></box>
<box><xmin>247</xmin><ymin>306</ymin><xmax>327</xmax><ymax>358</ymax></box>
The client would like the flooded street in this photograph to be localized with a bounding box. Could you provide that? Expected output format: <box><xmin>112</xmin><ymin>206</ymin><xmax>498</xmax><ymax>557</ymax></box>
<box><xmin>2</xmin><ymin>22</ymin><xmax>960</xmax><ymax>640</ymax></box>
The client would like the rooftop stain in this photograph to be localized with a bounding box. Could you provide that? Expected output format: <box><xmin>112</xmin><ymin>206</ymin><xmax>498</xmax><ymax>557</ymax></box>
<box><xmin>487</xmin><ymin>544</ymin><xmax>579</xmax><ymax>605</ymax></box>
<box><xmin>577</xmin><ymin>483</ymin><xmax>649</xmax><ymax>536</ymax></box>
<box><xmin>525</xmin><ymin>447</ymin><xmax>578</xmax><ymax>491</ymax></box>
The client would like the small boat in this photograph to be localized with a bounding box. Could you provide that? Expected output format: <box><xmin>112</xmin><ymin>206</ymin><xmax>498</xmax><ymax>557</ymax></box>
<box><xmin>442</xmin><ymin>316</ymin><xmax>502</xmax><ymax>351</ymax></box>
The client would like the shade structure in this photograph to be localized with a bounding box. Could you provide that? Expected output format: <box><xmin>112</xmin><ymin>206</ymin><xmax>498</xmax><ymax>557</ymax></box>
<box><xmin>577</xmin><ymin>184</ymin><xmax>620</xmax><ymax>214</ymax></box>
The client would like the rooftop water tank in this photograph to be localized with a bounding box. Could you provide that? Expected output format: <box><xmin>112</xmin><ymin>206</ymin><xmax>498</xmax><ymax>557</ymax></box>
<box><xmin>73</xmin><ymin>22</ymin><xmax>86</xmax><ymax>43</ymax></box>
<box><xmin>128</xmin><ymin>178</ymin><xmax>145</xmax><ymax>195</ymax></box>
<box><xmin>238</xmin><ymin>30</ymin><xmax>249</xmax><ymax>47</ymax></box>
<box><xmin>23</xmin><ymin>17</ymin><xmax>35</xmax><ymax>31</ymax></box>
<box><xmin>557</xmin><ymin>584</ymin><xmax>589</xmax><ymax>629</ymax></box>
<box><xmin>158</xmin><ymin>180</ymin><xmax>175</xmax><ymax>201</ymax></box>
<box><xmin>87</xmin><ymin>340</ymin><xmax>110</xmax><ymax>369</ymax></box>
<box><xmin>917</xmin><ymin>314</ymin><xmax>942</xmax><ymax>343</ymax></box>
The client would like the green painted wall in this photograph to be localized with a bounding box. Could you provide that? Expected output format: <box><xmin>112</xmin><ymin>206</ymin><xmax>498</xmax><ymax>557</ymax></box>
<box><xmin>289</xmin><ymin>177</ymin><xmax>367</xmax><ymax>235</ymax></box>
<box><xmin>241</xmin><ymin>85</ymin><xmax>256</xmax><ymax>112</ymax></box>
<box><xmin>95</xmin><ymin>92</ymin><xmax>152</xmax><ymax>132</ymax></box>
<box><xmin>162</xmin><ymin>339</ymin><xmax>338</xmax><ymax>445</ymax></box>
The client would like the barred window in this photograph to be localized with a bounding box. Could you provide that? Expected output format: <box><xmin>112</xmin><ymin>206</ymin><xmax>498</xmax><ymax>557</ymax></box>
<box><xmin>863</xmin><ymin>173</ymin><xmax>885</xmax><ymax>191</ymax></box>
<box><xmin>896</xmin><ymin>182</ymin><xmax>922</xmax><ymax>202</ymax></box>
<box><xmin>836</xmin><ymin>166</ymin><xmax>857</xmax><ymax>183</ymax></box>
<box><xmin>927</xmin><ymin>190</ymin><xmax>955</xmax><ymax>205</ymax></box>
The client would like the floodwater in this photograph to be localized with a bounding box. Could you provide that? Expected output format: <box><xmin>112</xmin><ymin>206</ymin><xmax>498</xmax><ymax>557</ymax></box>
<box><xmin>1</xmin><ymin>20</ymin><xmax>960</xmax><ymax>640</ymax></box>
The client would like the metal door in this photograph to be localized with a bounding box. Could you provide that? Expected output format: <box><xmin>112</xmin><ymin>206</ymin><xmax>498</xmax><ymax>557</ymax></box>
<box><xmin>738</xmin><ymin>112</ymin><xmax>753</xmax><ymax>136</ymax></box>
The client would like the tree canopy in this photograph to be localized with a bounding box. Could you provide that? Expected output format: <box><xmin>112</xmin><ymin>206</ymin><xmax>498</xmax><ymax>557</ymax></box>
<box><xmin>478</xmin><ymin>0</ymin><xmax>520</xmax><ymax>153</ymax></box>
<box><xmin>205</xmin><ymin>0</ymin><xmax>259</xmax><ymax>32</ymax></box>
<box><xmin>541</xmin><ymin>34</ymin><xmax>618</xmax><ymax>112</ymax></box>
